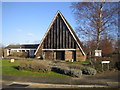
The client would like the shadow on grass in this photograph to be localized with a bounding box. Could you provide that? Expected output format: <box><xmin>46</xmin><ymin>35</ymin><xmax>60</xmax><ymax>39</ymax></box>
<box><xmin>12</xmin><ymin>66</ymin><xmax>19</xmax><ymax>70</ymax></box>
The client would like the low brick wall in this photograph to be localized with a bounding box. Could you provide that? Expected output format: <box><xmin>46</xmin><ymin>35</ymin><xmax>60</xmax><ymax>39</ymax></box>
<box><xmin>38</xmin><ymin>49</ymin><xmax>86</xmax><ymax>62</ymax></box>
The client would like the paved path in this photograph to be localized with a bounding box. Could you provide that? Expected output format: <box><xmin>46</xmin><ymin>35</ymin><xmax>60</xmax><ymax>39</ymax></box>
<box><xmin>2</xmin><ymin>71</ymin><xmax>120</xmax><ymax>88</ymax></box>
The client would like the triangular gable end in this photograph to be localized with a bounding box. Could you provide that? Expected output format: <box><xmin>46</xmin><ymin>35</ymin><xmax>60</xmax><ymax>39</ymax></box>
<box><xmin>35</xmin><ymin>11</ymin><xmax>86</xmax><ymax>56</ymax></box>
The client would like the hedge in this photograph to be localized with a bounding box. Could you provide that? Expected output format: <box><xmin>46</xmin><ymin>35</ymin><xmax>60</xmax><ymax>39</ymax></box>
<box><xmin>68</xmin><ymin>64</ymin><xmax>97</xmax><ymax>75</ymax></box>
<box><xmin>52</xmin><ymin>66</ymin><xmax>82</xmax><ymax>77</ymax></box>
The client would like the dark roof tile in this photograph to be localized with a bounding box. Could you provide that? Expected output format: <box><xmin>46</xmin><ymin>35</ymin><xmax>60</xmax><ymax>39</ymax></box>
<box><xmin>5</xmin><ymin>44</ymin><xmax>39</xmax><ymax>49</ymax></box>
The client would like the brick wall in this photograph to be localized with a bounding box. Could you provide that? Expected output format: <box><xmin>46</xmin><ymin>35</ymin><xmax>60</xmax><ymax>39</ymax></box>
<box><xmin>65</xmin><ymin>51</ymin><xmax>73</xmax><ymax>62</ymax></box>
<box><xmin>35</xmin><ymin>44</ymin><xmax>43</xmax><ymax>57</ymax></box>
<box><xmin>54</xmin><ymin>52</ymin><xmax>56</xmax><ymax>60</ymax></box>
<box><xmin>44</xmin><ymin>51</ymin><xmax>54</xmax><ymax>60</ymax></box>
<box><xmin>35</xmin><ymin>44</ymin><xmax>86</xmax><ymax>61</ymax></box>
<box><xmin>76</xmin><ymin>48</ymin><xmax>86</xmax><ymax>61</ymax></box>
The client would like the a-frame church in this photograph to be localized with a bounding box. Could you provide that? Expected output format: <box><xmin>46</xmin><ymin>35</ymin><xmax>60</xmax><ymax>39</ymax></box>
<box><xmin>35</xmin><ymin>11</ymin><xmax>86</xmax><ymax>61</ymax></box>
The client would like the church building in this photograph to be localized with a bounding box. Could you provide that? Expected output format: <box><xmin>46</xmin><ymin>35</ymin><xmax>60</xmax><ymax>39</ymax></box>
<box><xmin>35</xmin><ymin>11</ymin><xmax>86</xmax><ymax>61</ymax></box>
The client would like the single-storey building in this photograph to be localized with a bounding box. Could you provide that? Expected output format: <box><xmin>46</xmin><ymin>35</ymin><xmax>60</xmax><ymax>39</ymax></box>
<box><xmin>35</xmin><ymin>11</ymin><xmax>86</xmax><ymax>61</ymax></box>
<box><xmin>4</xmin><ymin>44</ymin><xmax>39</xmax><ymax>57</ymax></box>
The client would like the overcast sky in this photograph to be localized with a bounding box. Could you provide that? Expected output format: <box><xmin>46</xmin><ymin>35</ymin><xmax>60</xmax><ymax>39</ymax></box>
<box><xmin>2</xmin><ymin>2</ymin><xmax>77</xmax><ymax>46</ymax></box>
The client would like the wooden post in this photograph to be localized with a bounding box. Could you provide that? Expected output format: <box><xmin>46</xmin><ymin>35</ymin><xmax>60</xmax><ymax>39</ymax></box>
<box><xmin>108</xmin><ymin>63</ymin><xmax>109</xmax><ymax>70</ymax></box>
<box><xmin>43</xmin><ymin>52</ymin><xmax>44</xmax><ymax>60</ymax></box>
<box><xmin>102</xmin><ymin>63</ymin><xmax>103</xmax><ymax>71</ymax></box>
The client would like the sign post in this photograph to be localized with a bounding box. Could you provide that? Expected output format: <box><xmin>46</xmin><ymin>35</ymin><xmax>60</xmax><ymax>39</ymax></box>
<box><xmin>101</xmin><ymin>61</ymin><xmax>110</xmax><ymax>71</ymax></box>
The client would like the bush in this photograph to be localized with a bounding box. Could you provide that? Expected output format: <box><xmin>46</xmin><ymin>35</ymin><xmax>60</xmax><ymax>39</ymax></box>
<box><xmin>52</xmin><ymin>66</ymin><xmax>82</xmax><ymax>77</ymax></box>
<box><xmin>90</xmin><ymin>55</ymin><xmax>119</xmax><ymax>72</ymax></box>
<box><xmin>11</xmin><ymin>52</ymin><xmax>28</xmax><ymax>58</ymax></box>
<box><xmin>19</xmin><ymin>61</ymin><xmax>50</xmax><ymax>72</ymax></box>
<box><xmin>30</xmin><ymin>61</ymin><xmax>51</xmax><ymax>72</ymax></box>
<box><xmin>68</xmin><ymin>69</ymin><xmax>82</xmax><ymax>77</ymax></box>
<box><xmin>19</xmin><ymin>61</ymin><xmax>31</xmax><ymax>71</ymax></box>
<box><xmin>52</xmin><ymin>66</ymin><xmax>68</xmax><ymax>74</ymax></box>
<box><xmin>19</xmin><ymin>61</ymin><xmax>29</xmax><ymax>68</ymax></box>
<box><xmin>21</xmin><ymin>52</ymin><xmax>28</xmax><ymax>58</ymax></box>
<box><xmin>68</xmin><ymin>64</ymin><xmax>83</xmax><ymax>69</ymax></box>
<box><xmin>81</xmin><ymin>67</ymin><xmax>97</xmax><ymax>75</ymax></box>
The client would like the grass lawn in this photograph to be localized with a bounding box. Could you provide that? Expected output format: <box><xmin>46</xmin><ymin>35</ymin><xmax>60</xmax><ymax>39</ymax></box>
<box><xmin>2</xmin><ymin>59</ymin><xmax>69</xmax><ymax>78</ymax></box>
<box><xmin>58</xmin><ymin>60</ymin><xmax>89</xmax><ymax>65</ymax></box>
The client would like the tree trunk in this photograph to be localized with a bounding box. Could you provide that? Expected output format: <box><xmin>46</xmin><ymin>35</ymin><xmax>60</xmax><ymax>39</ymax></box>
<box><xmin>97</xmin><ymin>2</ymin><xmax>103</xmax><ymax>50</ymax></box>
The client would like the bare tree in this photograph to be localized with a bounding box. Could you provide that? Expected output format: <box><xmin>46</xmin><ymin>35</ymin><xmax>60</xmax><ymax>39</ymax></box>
<box><xmin>100</xmin><ymin>33</ymin><xmax>114</xmax><ymax>57</ymax></box>
<box><xmin>71</xmin><ymin>2</ymin><xmax>118</xmax><ymax>49</ymax></box>
<box><xmin>0</xmin><ymin>44</ymin><xmax>5</xmax><ymax>57</ymax></box>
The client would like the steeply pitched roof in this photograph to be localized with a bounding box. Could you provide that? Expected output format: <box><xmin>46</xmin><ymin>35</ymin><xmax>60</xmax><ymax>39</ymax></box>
<box><xmin>35</xmin><ymin>11</ymin><xmax>86</xmax><ymax>56</ymax></box>
<box><xmin>5</xmin><ymin>44</ymin><xmax>39</xmax><ymax>49</ymax></box>
<box><xmin>59</xmin><ymin>11</ymin><xmax>85</xmax><ymax>51</ymax></box>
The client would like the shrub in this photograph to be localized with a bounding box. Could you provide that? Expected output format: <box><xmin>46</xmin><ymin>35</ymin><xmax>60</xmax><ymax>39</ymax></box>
<box><xmin>19</xmin><ymin>61</ymin><xmax>30</xmax><ymax>71</ymax></box>
<box><xmin>29</xmin><ymin>61</ymin><xmax>51</xmax><ymax>72</ymax></box>
<box><xmin>19</xmin><ymin>61</ymin><xmax>28</xmax><ymax>68</ymax></box>
<box><xmin>81</xmin><ymin>67</ymin><xmax>97</xmax><ymax>75</ymax></box>
<box><xmin>90</xmin><ymin>56</ymin><xmax>119</xmax><ymax>72</ymax></box>
<box><xmin>11</xmin><ymin>52</ymin><xmax>28</xmax><ymax>58</ymax></box>
<box><xmin>68</xmin><ymin>69</ymin><xmax>82</xmax><ymax>77</ymax></box>
<box><xmin>52</xmin><ymin>66</ymin><xmax>68</xmax><ymax>74</ymax></box>
<box><xmin>21</xmin><ymin>52</ymin><xmax>28</xmax><ymax>58</ymax></box>
<box><xmin>68</xmin><ymin>64</ymin><xmax>83</xmax><ymax>69</ymax></box>
<box><xmin>52</xmin><ymin>66</ymin><xmax>82</xmax><ymax>77</ymax></box>
<box><xmin>19</xmin><ymin>61</ymin><xmax>50</xmax><ymax>72</ymax></box>
<box><xmin>67</xmin><ymin>64</ymin><xmax>97</xmax><ymax>75</ymax></box>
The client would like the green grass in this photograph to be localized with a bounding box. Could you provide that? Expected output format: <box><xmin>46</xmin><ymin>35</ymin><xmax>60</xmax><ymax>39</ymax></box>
<box><xmin>60</xmin><ymin>60</ymin><xmax>89</xmax><ymax>65</ymax></box>
<box><xmin>2</xmin><ymin>59</ymin><xmax>69</xmax><ymax>78</ymax></box>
